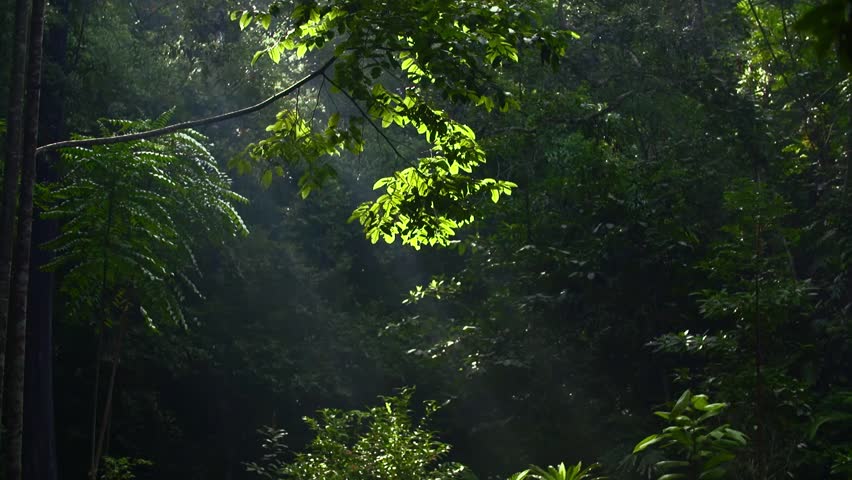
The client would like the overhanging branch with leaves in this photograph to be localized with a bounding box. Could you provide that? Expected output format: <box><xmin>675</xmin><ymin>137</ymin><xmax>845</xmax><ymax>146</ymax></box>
<box><xmin>35</xmin><ymin>57</ymin><xmax>337</xmax><ymax>155</ymax></box>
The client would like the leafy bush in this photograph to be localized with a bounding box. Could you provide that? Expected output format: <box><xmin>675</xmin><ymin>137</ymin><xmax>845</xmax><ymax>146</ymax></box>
<box><xmin>511</xmin><ymin>462</ymin><xmax>604</xmax><ymax>480</ymax></box>
<box><xmin>99</xmin><ymin>457</ymin><xmax>152</xmax><ymax>480</ymax></box>
<box><xmin>246</xmin><ymin>390</ymin><xmax>468</xmax><ymax>480</ymax></box>
<box><xmin>807</xmin><ymin>391</ymin><xmax>852</xmax><ymax>476</ymax></box>
<box><xmin>249</xmin><ymin>390</ymin><xmax>751</xmax><ymax>480</ymax></box>
<box><xmin>633</xmin><ymin>391</ymin><xmax>747</xmax><ymax>480</ymax></box>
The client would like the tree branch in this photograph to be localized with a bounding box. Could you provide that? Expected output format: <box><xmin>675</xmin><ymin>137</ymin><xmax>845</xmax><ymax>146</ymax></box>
<box><xmin>36</xmin><ymin>57</ymin><xmax>337</xmax><ymax>154</ymax></box>
<box><xmin>320</xmin><ymin>72</ymin><xmax>428</xmax><ymax>180</ymax></box>
<box><xmin>320</xmin><ymin>72</ymin><xmax>407</xmax><ymax>163</ymax></box>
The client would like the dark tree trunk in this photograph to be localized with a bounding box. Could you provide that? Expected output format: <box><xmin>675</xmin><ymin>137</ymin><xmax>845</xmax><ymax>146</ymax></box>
<box><xmin>0</xmin><ymin>0</ymin><xmax>31</xmax><ymax>421</ymax></box>
<box><xmin>89</xmin><ymin>315</ymin><xmax>127</xmax><ymax>480</ymax></box>
<box><xmin>22</xmin><ymin>272</ymin><xmax>56</xmax><ymax>480</ymax></box>
<box><xmin>23</xmin><ymin>0</ymin><xmax>68</xmax><ymax>477</ymax></box>
<box><xmin>4</xmin><ymin>0</ymin><xmax>45</xmax><ymax>479</ymax></box>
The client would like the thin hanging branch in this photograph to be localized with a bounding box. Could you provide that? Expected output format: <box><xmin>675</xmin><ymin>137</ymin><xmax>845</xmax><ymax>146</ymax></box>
<box><xmin>745</xmin><ymin>0</ymin><xmax>790</xmax><ymax>86</ymax></box>
<box><xmin>35</xmin><ymin>57</ymin><xmax>337</xmax><ymax>155</ymax></box>
<box><xmin>320</xmin><ymin>72</ymin><xmax>430</xmax><ymax>181</ymax></box>
<box><xmin>308</xmin><ymin>75</ymin><xmax>326</xmax><ymax>125</ymax></box>
<box><xmin>320</xmin><ymin>72</ymin><xmax>407</xmax><ymax>163</ymax></box>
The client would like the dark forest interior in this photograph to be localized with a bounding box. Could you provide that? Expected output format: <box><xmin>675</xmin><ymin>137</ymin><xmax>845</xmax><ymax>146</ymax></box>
<box><xmin>0</xmin><ymin>1</ymin><xmax>851</xmax><ymax>479</ymax></box>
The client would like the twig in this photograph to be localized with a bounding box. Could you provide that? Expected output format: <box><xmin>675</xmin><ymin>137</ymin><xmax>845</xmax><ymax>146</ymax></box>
<box><xmin>320</xmin><ymin>72</ymin><xmax>430</xmax><ymax>181</ymax></box>
<box><xmin>308</xmin><ymin>75</ymin><xmax>326</xmax><ymax>125</ymax></box>
<box><xmin>320</xmin><ymin>72</ymin><xmax>407</xmax><ymax>163</ymax></box>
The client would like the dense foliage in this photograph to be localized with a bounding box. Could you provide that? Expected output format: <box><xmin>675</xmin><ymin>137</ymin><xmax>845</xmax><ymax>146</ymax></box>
<box><xmin>247</xmin><ymin>391</ymin><xmax>468</xmax><ymax>480</ymax></box>
<box><xmin>0</xmin><ymin>0</ymin><xmax>850</xmax><ymax>480</ymax></box>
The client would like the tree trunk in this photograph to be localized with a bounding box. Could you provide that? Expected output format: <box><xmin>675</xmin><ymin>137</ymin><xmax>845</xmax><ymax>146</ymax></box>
<box><xmin>23</xmin><ymin>0</ymin><xmax>68</xmax><ymax>476</ymax></box>
<box><xmin>89</xmin><ymin>314</ymin><xmax>127</xmax><ymax>480</ymax></box>
<box><xmin>4</xmin><ymin>0</ymin><xmax>45</xmax><ymax>479</ymax></box>
<box><xmin>0</xmin><ymin>0</ymin><xmax>31</xmax><ymax>423</ymax></box>
<box><xmin>89</xmin><ymin>327</ymin><xmax>104</xmax><ymax>477</ymax></box>
<box><xmin>21</xmin><ymin>287</ymin><xmax>56</xmax><ymax>480</ymax></box>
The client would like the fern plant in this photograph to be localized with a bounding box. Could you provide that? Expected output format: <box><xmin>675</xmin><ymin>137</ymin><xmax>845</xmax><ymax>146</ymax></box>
<box><xmin>40</xmin><ymin>111</ymin><xmax>248</xmax><ymax>328</ymax></box>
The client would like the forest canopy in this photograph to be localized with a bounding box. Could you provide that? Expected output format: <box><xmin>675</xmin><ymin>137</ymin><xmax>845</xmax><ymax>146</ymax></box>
<box><xmin>0</xmin><ymin>0</ymin><xmax>850</xmax><ymax>480</ymax></box>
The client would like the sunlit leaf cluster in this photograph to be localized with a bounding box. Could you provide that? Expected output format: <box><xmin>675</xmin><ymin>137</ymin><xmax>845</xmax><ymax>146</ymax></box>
<box><xmin>232</xmin><ymin>109</ymin><xmax>365</xmax><ymax>198</ymax></box>
<box><xmin>247</xmin><ymin>390</ymin><xmax>467</xmax><ymax>480</ymax></box>
<box><xmin>228</xmin><ymin>0</ymin><xmax>573</xmax><ymax>248</ymax></box>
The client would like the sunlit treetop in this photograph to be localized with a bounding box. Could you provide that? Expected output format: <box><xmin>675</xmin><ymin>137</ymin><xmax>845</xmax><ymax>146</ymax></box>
<box><xmin>230</xmin><ymin>0</ymin><xmax>575</xmax><ymax>249</ymax></box>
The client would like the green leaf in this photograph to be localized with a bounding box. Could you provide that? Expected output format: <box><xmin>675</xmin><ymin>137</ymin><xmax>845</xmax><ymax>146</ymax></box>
<box><xmin>655</xmin><ymin>460</ymin><xmax>690</xmax><ymax>470</ymax></box>
<box><xmin>723</xmin><ymin>428</ymin><xmax>748</xmax><ymax>445</ymax></box>
<box><xmin>703</xmin><ymin>403</ymin><xmax>727</xmax><ymax>412</ymax></box>
<box><xmin>633</xmin><ymin>434</ymin><xmax>662</xmax><ymax>453</ymax></box>
<box><xmin>259</xmin><ymin>13</ymin><xmax>272</xmax><ymax>30</ymax></box>
<box><xmin>328</xmin><ymin>112</ymin><xmax>340</xmax><ymax>128</ymax></box>
<box><xmin>698</xmin><ymin>467</ymin><xmax>727</xmax><ymax>480</ymax></box>
<box><xmin>808</xmin><ymin>412</ymin><xmax>852</xmax><ymax>439</ymax></box>
<box><xmin>509</xmin><ymin>470</ymin><xmax>530</xmax><ymax>480</ymax></box>
<box><xmin>268</xmin><ymin>46</ymin><xmax>281</xmax><ymax>64</ymax></box>
<box><xmin>672</xmin><ymin>390</ymin><xmax>692</xmax><ymax>416</ymax></box>
<box><xmin>691</xmin><ymin>394</ymin><xmax>709</xmax><ymax>411</ymax></box>
<box><xmin>372</xmin><ymin>178</ymin><xmax>390</xmax><ymax>190</ymax></box>
<box><xmin>239</xmin><ymin>11</ymin><xmax>252</xmax><ymax>30</ymax></box>
<box><xmin>658</xmin><ymin>474</ymin><xmax>687</xmax><ymax>480</ymax></box>
<box><xmin>667</xmin><ymin>427</ymin><xmax>691</xmax><ymax>446</ymax></box>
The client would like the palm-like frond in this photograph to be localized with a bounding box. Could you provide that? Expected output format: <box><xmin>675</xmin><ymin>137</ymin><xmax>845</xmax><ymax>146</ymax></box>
<box><xmin>524</xmin><ymin>462</ymin><xmax>605</xmax><ymax>480</ymax></box>
<box><xmin>42</xmin><ymin>115</ymin><xmax>248</xmax><ymax>328</ymax></box>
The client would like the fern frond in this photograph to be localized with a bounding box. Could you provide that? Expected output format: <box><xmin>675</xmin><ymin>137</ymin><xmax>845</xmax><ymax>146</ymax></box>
<box><xmin>46</xmin><ymin>112</ymin><xmax>248</xmax><ymax>330</ymax></box>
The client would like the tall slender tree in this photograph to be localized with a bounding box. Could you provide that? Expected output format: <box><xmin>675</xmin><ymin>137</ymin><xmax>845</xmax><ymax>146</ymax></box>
<box><xmin>23</xmin><ymin>0</ymin><xmax>68</xmax><ymax>476</ymax></box>
<box><xmin>0</xmin><ymin>0</ymin><xmax>31</xmax><ymax>421</ymax></box>
<box><xmin>4</xmin><ymin>0</ymin><xmax>45</xmax><ymax>479</ymax></box>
